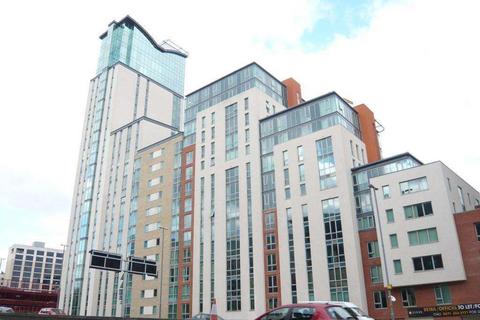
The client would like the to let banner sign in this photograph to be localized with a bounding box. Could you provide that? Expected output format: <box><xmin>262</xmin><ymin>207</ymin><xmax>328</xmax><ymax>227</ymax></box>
<box><xmin>408</xmin><ymin>303</ymin><xmax>480</xmax><ymax>318</ymax></box>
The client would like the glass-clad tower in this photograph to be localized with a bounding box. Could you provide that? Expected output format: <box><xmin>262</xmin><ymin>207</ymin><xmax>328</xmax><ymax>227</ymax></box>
<box><xmin>60</xmin><ymin>16</ymin><xmax>187</xmax><ymax>317</ymax></box>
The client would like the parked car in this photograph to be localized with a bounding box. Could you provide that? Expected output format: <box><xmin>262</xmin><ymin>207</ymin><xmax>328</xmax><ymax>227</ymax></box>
<box><xmin>255</xmin><ymin>302</ymin><xmax>358</xmax><ymax>320</ymax></box>
<box><xmin>38</xmin><ymin>308</ymin><xmax>66</xmax><ymax>315</ymax></box>
<box><xmin>0</xmin><ymin>306</ymin><xmax>14</xmax><ymax>313</ymax></box>
<box><xmin>189</xmin><ymin>313</ymin><xmax>225</xmax><ymax>320</ymax></box>
<box><xmin>299</xmin><ymin>301</ymin><xmax>373</xmax><ymax>320</ymax></box>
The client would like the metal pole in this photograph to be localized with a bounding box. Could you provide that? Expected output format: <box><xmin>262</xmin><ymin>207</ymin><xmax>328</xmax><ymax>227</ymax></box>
<box><xmin>369</xmin><ymin>184</ymin><xmax>395</xmax><ymax>320</ymax></box>
<box><xmin>158</xmin><ymin>226</ymin><xmax>168</xmax><ymax>319</ymax></box>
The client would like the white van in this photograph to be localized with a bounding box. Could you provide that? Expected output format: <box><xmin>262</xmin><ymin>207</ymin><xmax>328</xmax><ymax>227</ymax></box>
<box><xmin>299</xmin><ymin>301</ymin><xmax>373</xmax><ymax>320</ymax></box>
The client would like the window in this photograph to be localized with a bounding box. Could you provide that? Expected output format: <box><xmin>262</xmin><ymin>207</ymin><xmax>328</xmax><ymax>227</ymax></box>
<box><xmin>185</xmin><ymin>182</ymin><xmax>192</xmax><ymax>196</ymax></box>
<box><xmin>201</xmin><ymin>130</ymin><xmax>206</xmax><ymax>143</ymax></box>
<box><xmin>326</xmin><ymin>307</ymin><xmax>354</xmax><ymax>319</ymax></box>
<box><xmin>298</xmin><ymin>164</ymin><xmax>305</xmax><ymax>182</ymax></box>
<box><xmin>211</xmin><ymin>112</ymin><xmax>216</xmax><ymax>125</ymax></box>
<box><xmin>208</xmin><ymin>142</ymin><xmax>214</xmax><ymax>156</ymax></box>
<box><xmin>183</xmin><ymin>231</ymin><xmax>192</xmax><ymax>245</ymax></box>
<box><xmin>201</xmin><ymin>145</ymin><xmax>205</xmax><ymax>158</ymax></box>
<box><xmin>184</xmin><ymin>215</ymin><xmax>192</xmax><ymax>229</ymax></box>
<box><xmin>458</xmin><ymin>186</ymin><xmax>466</xmax><ymax>211</ymax></box>
<box><xmin>374</xmin><ymin>291</ymin><xmax>387</xmax><ymax>309</ymax></box>
<box><xmin>183</xmin><ymin>266</ymin><xmax>190</xmax><ymax>281</ymax></box>
<box><xmin>382</xmin><ymin>185</ymin><xmax>390</xmax><ymax>199</ymax></box>
<box><xmin>148</xmin><ymin>177</ymin><xmax>160</xmax><ymax>187</ymax></box>
<box><xmin>268</xmin><ymin>275</ymin><xmax>278</xmax><ymax>293</ymax></box>
<box><xmin>447</xmin><ymin>177</ymin><xmax>451</xmax><ymax>191</ymax></box>
<box><xmin>394</xmin><ymin>259</ymin><xmax>403</xmax><ymax>274</ymax></box>
<box><xmin>390</xmin><ymin>234</ymin><xmax>399</xmax><ymax>248</ymax></box>
<box><xmin>265</xmin><ymin>213</ymin><xmax>276</xmax><ymax>231</ymax></box>
<box><xmin>434</xmin><ymin>285</ymin><xmax>452</xmax><ymax>305</ymax></box>
<box><xmin>412</xmin><ymin>254</ymin><xmax>443</xmax><ymax>271</ymax></box>
<box><xmin>151</xmin><ymin>149</ymin><xmax>163</xmax><ymax>158</ymax></box>
<box><xmin>386</xmin><ymin>209</ymin><xmax>395</xmax><ymax>223</ymax></box>
<box><xmin>266</xmin><ymin>101</ymin><xmax>270</xmax><ymax>114</ymax></box>
<box><xmin>285</xmin><ymin>187</ymin><xmax>291</xmax><ymax>199</ymax></box>
<box><xmin>297</xmin><ymin>146</ymin><xmax>304</xmax><ymax>162</ymax></box>
<box><xmin>185</xmin><ymin>167</ymin><xmax>193</xmax><ymax>180</ymax></box>
<box><xmin>370</xmin><ymin>265</ymin><xmax>382</xmax><ymax>284</ymax></box>
<box><xmin>184</xmin><ymin>198</ymin><xmax>192</xmax><ymax>212</ymax></box>
<box><xmin>300</xmin><ymin>183</ymin><xmax>307</xmax><ymax>196</ymax></box>
<box><xmin>147</xmin><ymin>192</ymin><xmax>161</xmax><ymax>202</ymax></box>
<box><xmin>141</xmin><ymin>289</ymin><xmax>158</xmax><ymax>298</ymax></box>
<box><xmin>144</xmin><ymin>222</ymin><xmax>160</xmax><ymax>232</ymax></box>
<box><xmin>284</xmin><ymin>168</ymin><xmax>290</xmax><ymax>185</ymax></box>
<box><xmin>476</xmin><ymin>223</ymin><xmax>480</xmax><ymax>241</ymax></box>
<box><xmin>266</xmin><ymin>234</ymin><xmax>276</xmax><ymax>250</ymax></box>
<box><xmin>186</xmin><ymin>152</ymin><xmax>194</xmax><ymax>165</ymax></box>
<box><xmin>401</xmin><ymin>288</ymin><xmax>416</xmax><ymax>307</ymax></box>
<box><xmin>261</xmin><ymin>307</ymin><xmax>288</xmax><ymax>320</ymax></box>
<box><xmin>245</xmin><ymin>144</ymin><xmax>250</xmax><ymax>155</ymax></box>
<box><xmin>283</xmin><ymin>150</ymin><xmax>289</xmax><ymax>166</ymax></box>
<box><xmin>225</xmin><ymin>103</ymin><xmax>238</xmax><ymax>161</ymax></box>
<box><xmin>245</xmin><ymin>113</ymin><xmax>250</xmax><ymax>126</ymax></box>
<box><xmin>358</xmin><ymin>215</ymin><xmax>375</xmax><ymax>230</ymax></box>
<box><xmin>245</xmin><ymin>128</ymin><xmax>250</xmax><ymax>143</ymax></box>
<box><xmin>408</xmin><ymin>227</ymin><xmax>438</xmax><ymax>246</ymax></box>
<box><xmin>316</xmin><ymin>137</ymin><xmax>336</xmax><ymax>190</ymax></box>
<box><xmin>291</xmin><ymin>308</ymin><xmax>315</xmax><ymax>320</ymax></box>
<box><xmin>244</xmin><ymin>97</ymin><xmax>249</xmax><ymax>111</ymax></box>
<box><xmin>367</xmin><ymin>241</ymin><xmax>380</xmax><ymax>258</ymax></box>
<box><xmin>144</xmin><ymin>238</ymin><xmax>160</xmax><ymax>248</ymax></box>
<box><xmin>400</xmin><ymin>177</ymin><xmax>428</xmax><ymax>195</ymax></box>
<box><xmin>267</xmin><ymin>254</ymin><xmax>277</xmax><ymax>271</ymax></box>
<box><xmin>146</xmin><ymin>206</ymin><xmax>162</xmax><ymax>216</ymax></box>
<box><xmin>151</xmin><ymin>162</ymin><xmax>163</xmax><ymax>172</ymax></box>
<box><xmin>404</xmin><ymin>201</ymin><xmax>433</xmax><ymax>219</ymax></box>
<box><xmin>211</xmin><ymin>126</ymin><xmax>215</xmax><ymax>139</ymax></box>
<box><xmin>201</xmin><ymin>160</ymin><xmax>205</xmax><ymax>170</ymax></box>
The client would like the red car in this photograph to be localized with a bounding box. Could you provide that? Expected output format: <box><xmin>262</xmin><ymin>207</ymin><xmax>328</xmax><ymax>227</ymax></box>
<box><xmin>255</xmin><ymin>303</ymin><xmax>357</xmax><ymax>320</ymax></box>
<box><xmin>38</xmin><ymin>308</ymin><xmax>66</xmax><ymax>316</ymax></box>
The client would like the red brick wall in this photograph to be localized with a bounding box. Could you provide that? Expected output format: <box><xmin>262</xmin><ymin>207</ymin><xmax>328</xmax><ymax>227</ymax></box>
<box><xmin>282</xmin><ymin>78</ymin><xmax>302</xmax><ymax>108</ymax></box>
<box><xmin>354</xmin><ymin>104</ymin><xmax>381</xmax><ymax>163</ymax></box>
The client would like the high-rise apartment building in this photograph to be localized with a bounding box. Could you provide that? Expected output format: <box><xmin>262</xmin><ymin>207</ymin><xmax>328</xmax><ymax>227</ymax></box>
<box><xmin>62</xmin><ymin>16</ymin><xmax>480</xmax><ymax>320</ymax></box>
<box><xmin>60</xmin><ymin>16</ymin><xmax>187</xmax><ymax>317</ymax></box>
<box><xmin>4</xmin><ymin>242</ymin><xmax>63</xmax><ymax>291</ymax></box>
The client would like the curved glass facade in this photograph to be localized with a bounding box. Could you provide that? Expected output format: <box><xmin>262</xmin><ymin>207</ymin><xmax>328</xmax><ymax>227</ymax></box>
<box><xmin>97</xmin><ymin>18</ymin><xmax>186</xmax><ymax>96</ymax></box>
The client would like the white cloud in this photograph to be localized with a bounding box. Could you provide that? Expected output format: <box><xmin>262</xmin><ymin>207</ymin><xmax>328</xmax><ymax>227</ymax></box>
<box><xmin>0</xmin><ymin>0</ymin><xmax>479</xmax><ymax>259</ymax></box>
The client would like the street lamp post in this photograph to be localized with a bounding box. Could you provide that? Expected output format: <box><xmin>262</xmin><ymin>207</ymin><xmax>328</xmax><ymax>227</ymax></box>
<box><xmin>158</xmin><ymin>226</ymin><xmax>168</xmax><ymax>320</ymax></box>
<box><xmin>369</xmin><ymin>184</ymin><xmax>395</xmax><ymax>320</ymax></box>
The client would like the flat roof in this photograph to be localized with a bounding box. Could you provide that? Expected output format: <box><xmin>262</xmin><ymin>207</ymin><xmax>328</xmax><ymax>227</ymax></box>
<box><xmin>186</xmin><ymin>62</ymin><xmax>286</xmax><ymax>98</ymax></box>
<box><xmin>351</xmin><ymin>152</ymin><xmax>423</xmax><ymax>172</ymax></box>
<box><xmin>260</xmin><ymin>91</ymin><xmax>357</xmax><ymax>122</ymax></box>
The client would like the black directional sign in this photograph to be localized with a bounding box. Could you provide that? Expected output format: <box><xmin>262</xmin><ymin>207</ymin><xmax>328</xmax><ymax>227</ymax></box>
<box><xmin>89</xmin><ymin>250</ymin><xmax>122</xmax><ymax>272</ymax></box>
<box><xmin>127</xmin><ymin>256</ymin><xmax>157</xmax><ymax>277</ymax></box>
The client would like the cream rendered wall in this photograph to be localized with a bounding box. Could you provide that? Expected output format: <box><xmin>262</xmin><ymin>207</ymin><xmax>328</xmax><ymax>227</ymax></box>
<box><xmin>62</xmin><ymin>63</ymin><xmax>181</xmax><ymax>316</ymax></box>
<box><xmin>370</xmin><ymin>162</ymin><xmax>477</xmax><ymax>288</ymax></box>
<box><xmin>191</xmin><ymin>87</ymin><xmax>284</xmax><ymax>320</ymax></box>
<box><xmin>272</xmin><ymin>125</ymin><xmax>368</xmax><ymax>311</ymax></box>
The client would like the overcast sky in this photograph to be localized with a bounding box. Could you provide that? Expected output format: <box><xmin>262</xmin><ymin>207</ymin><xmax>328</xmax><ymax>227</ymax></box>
<box><xmin>1</xmin><ymin>0</ymin><xmax>479</xmax><ymax>269</ymax></box>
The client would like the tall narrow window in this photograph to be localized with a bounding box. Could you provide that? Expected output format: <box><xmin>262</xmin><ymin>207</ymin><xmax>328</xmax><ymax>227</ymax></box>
<box><xmin>286</xmin><ymin>207</ymin><xmax>297</xmax><ymax>303</ymax></box>
<box><xmin>434</xmin><ymin>285</ymin><xmax>452</xmax><ymax>305</ymax></box>
<box><xmin>316</xmin><ymin>137</ymin><xmax>336</xmax><ymax>190</ymax></box>
<box><xmin>302</xmin><ymin>204</ymin><xmax>315</xmax><ymax>300</ymax></box>
<box><xmin>297</xmin><ymin>146</ymin><xmax>304</xmax><ymax>162</ymax></box>
<box><xmin>322</xmin><ymin>198</ymin><xmax>349</xmax><ymax>301</ymax></box>
<box><xmin>225</xmin><ymin>103</ymin><xmax>238</xmax><ymax>161</ymax></box>
<box><xmin>283</xmin><ymin>151</ymin><xmax>289</xmax><ymax>166</ymax></box>
<box><xmin>386</xmin><ymin>209</ymin><xmax>395</xmax><ymax>223</ymax></box>
<box><xmin>225</xmin><ymin>167</ymin><xmax>240</xmax><ymax>311</ymax></box>
<box><xmin>458</xmin><ymin>186</ymin><xmax>466</xmax><ymax>211</ymax></box>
